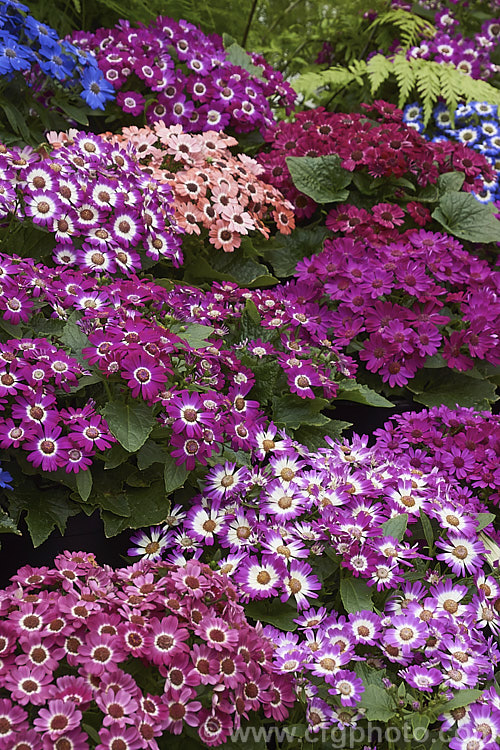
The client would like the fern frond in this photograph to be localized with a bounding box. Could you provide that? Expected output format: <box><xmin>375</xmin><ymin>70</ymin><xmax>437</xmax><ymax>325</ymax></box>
<box><xmin>293</xmin><ymin>62</ymin><xmax>366</xmax><ymax>98</ymax></box>
<box><xmin>366</xmin><ymin>54</ymin><xmax>392</xmax><ymax>95</ymax></box>
<box><xmin>368</xmin><ymin>9</ymin><xmax>436</xmax><ymax>49</ymax></box>
<box><xmin>414</xmin><ymin>60</ymin><xmax>441</xmax><ymax>124</ymax></box>
<box><xmin>392</xmin><ymin>55</ymin><xmax>415</xmax><ymax>108</ymax></box>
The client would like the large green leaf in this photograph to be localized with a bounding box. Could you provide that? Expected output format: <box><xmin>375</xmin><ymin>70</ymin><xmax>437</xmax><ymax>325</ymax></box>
<box><xmin>101</xmin><ymin>480</ymin><xmax>170</xmax><ymax>536</ymax></box>
<box><xmin>60</xmin><ymin>316</ymin><xmax>90</xmax><ymax>365</ymax></box>
<box><xmin>164</xmin><ymin>454</ymin><xmax>190</xmax><ymax>494</ymax></box>
<box><xmin>441</xmin><ymin>689</ymin><xmax>483</xmax><ymax>712</ymax></box>
<box><xmin>244</xmin><ymin>601</ymin><xmax>298</xmax><ymax>630</ymax></box>
<box><xmin>263</xmin><ymin>225</ymin><xmax>331</xmax><ymax>277</ymax></box>
<box><xmin>407</xmin><ymin>370</ymin><xmax>498</xmax><ymax>409</ymax></box>
<box><xmin>210</xmin><ymin>252</ymin><xmax>277</xmax><ymax>287</ymax></box>
<box><xmin>102</xmin><ymin>401</ymin><xmax>157</xmax><ymax>453</ymax></box>
<box><xmin>172</xmin><ymin>323</ymin><xmax>215</xmax><ymax>349</ymax></box>
<box><xmin>337</xmin><ymin>380</ymin><xmax>394</xmax><ymax>407</ymax></box>
<box><xmin>340</xmin><ymin>576</ymin><xmax>373</xmax><ymax>613</ymax></box>
<box><xmin>224</xmin><ymin>42</ymin><xmax>265</xmax><ymax>79</ymax></box>
<box><xmin>285</xmin><ymin>154</ymin><xmax>352</xmax><ymax>203</ymax></box>
<box><xmin>357</xmin><ymin>685</ymin><xmax>397</xmax><ymax>721</ymax></box>
<box><xmin>0</xmin><ymin>509</ymin><xmax>21</xmax><ymax>535</ymax></box>
<box><xmin>76</xmin><ymin>469</ymin><xmax>92</xmax><ymax>502</ymax></box>
<box><xmin>432</xmin><ymin>193</ymin><xmax>500</xmax><ymax>244</ymax></box>
<box><xmin>381</xmin><ymin>514</ymin><xmax>408</xmax><ymax>541</ymax></box>
<box><xmin>272</xmin><ymin>395</ymin><xmax>331</xmax><ymax>430</ymax></box>
<box><xmin>137</xmin><ymin>440</ymin><xmax>167</xmax><ymax>470</ymax></box>
<box><xmin>26</xmin><ymin>492</ymin><xmax>80</xmax><ymax>547</ymax></box>
<box><xmin>294</xmin><ymin>420</ymin><xmax>351</xmax><ymax>451</ymax></box>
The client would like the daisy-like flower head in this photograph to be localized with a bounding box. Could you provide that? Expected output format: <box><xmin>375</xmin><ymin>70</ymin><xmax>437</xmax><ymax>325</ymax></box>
<box><xmin>436</xmin><ymin>536</ymin><xmax>487</xmax><ymax>576</ymax></box>
<box><xmin>328</xmin><ymin>669</ymin><xmax>364</xmax><ymax>706</ymax></box>
<box><xmin>195</xmin><ymin>615</ymin><xmax>239</xmax><ymax>652</ymax></box>
<box><xmin>127</xmin><ymin>526</ymin><xmax>171</xmax><ymax>560</ymax></box>
<box><xmin>281</xmin><ymin>560</ymin><xmax>321</xmax><ymax>610</ymax></box>
<box><xmin>234</xmin><ymin>554</ymin><xmax>286</xmax><ymax>600</ymax></box>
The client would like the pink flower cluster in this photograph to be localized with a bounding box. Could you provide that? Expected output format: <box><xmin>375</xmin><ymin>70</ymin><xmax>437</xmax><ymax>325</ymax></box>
<box><xmin>294</xmin><ymin>230</ymin><xmax>500</xmax><ymax>386</ymax></box>
<box><xmin>257</xmin><ymin>105</ymin><xmax>493</xmax><ymax>221</ymax></box>
<box><xmin>0</xmin><ymin>553</ymin><xmax>295</xmax><ymax>748</ymax></box>
<box><xmin>69</xmin><ymin>16</ymin><xmax>295</xmax><ymax>134</ymax></box>
<box><xmin>0</xmin><ymin>131</ymin><xmax>183</xmax><ymax>274</ymax></box>
<box><xmin>103</xmin><ymin>123</ymin><xmax>295</xmax><ymax>252</ymax></box>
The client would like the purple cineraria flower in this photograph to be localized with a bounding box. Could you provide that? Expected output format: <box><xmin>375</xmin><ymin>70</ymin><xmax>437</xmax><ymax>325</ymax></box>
<box><xmin>127</xmin><ymin>526</ymin><xmax>172</xmax><ymax>560</ymax></box>
<box><xmin>328</xmin><ymin>669</ymin><xmax>365</xmax><ymax>706</ymax></box>
<box><xmin>399</xmin><ymin>665</ymin><xmax>443</xmax><ymax>691</ymax></box>
<box><xmin>234</xmin><ymin>555</ymin><xmax>286</xmax><ymax>600</ymax></box>
<box><xmin>436</xmin><ymin>536</ymin><xmax>487</xmax><ymax>576</ymax></box>
<box><xmin>281</xmin><ymin>560</ymin><xmax>321</xmax><ymax>610</ymax></box>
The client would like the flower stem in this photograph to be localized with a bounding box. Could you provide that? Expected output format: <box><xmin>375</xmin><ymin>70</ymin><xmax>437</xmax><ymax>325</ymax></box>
<box><xmin>242</xmin><ymin>0</ymin><xmax>260</xmax><ymax>48</ymax></box>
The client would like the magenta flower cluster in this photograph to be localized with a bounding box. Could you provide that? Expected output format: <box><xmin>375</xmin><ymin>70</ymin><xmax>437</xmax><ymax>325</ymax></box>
<box><xmin>0</xmin><ymin>131</ymin><xmax>183</xmax><ymax>273</ymax></box>
<box><xmin>293</xmin><ymin>229</ymin><xmax>500</xmax><ymax>386</ymax></box>
<box><xmin>0</xmin><ymin>333</ymin><xmax>115</xmax><ymax>474</ymax></box>
<box><xmin>68</xmin><ymin>16</ymin><xmax>295</xmax><ymax>134</ymax></box>
<box><xmin>257</xmin><ymin>105</ymin><xmax>493</xmax><ymax>220</ymax></box>
<box><xmin>0</xmin><ymin>552</ymin><xmax>295</xmax><ymax>749</ymax></box>
<box><xmin>405</xmin><ymin>7</ymin><xmax>500</xmax><ymax>80</ymax></box>
<box><xmin>374</xmin><ymin>404</ymin><xmax>500</xmax><ymax>508</ymax></box>
<box><xmin>0</xmin><ymin>252</ymin><xmax>351</xmax><ymax>478</ymax></box>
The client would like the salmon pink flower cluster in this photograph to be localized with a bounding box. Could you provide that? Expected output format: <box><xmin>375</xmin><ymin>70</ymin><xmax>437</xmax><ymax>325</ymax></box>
<box><xmin>257</xmin><ymin>106</ymin><xmax>493</xmax><ymax>220</ymax></box>
<box><xmin>0</xmin><ymin>130</ymin><xmax>183</xmax><ymax>273</ymax></box>
<box><xmin>0</xmin><ymin>552</ymin><xmax>295</xmax><ymax>748</ymax></box>
<box><xmin>293</xmin><ymin>230</ymin><xmax>500</xmax><ymax>387</ymax></box>
<box><xmin>69</xmin><ymin>16</ymin><xmax>295</xmax><ymax>134</ymax></box>
<box><xmin>103</xmin><ymin>123</ymin><xmax>295</xmax><ymax>252</ymax></box>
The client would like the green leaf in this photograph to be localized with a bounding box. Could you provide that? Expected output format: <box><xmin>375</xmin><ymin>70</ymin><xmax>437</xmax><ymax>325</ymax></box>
<box><xmin>294</xmin><ymin>420</ymin><xmax>351</xmax><ymax>452</ymax></box>
<box><xmin>0</xmin><ymin>318</ymin><xmax>22</xmax><ymax>338</ymax></box>
<box><xmin>164</xmin><ymin>454</ymin><xmax>190</xmax><ymax>494</ymax></box>
<box><xmin>381</xmin><ymin>514</ymin><xmax>408</xmax><ymax>541</ymax></box>
<box><xmin>225</xmin><ymin>42</ymin><xmax>265</xmax><ymax>79</ymax></box>
<box><xmin>56</xmin><ymin>100</ymin><xmax>89</xmax><ymax>125</ymax></box>
<box><xmin>60</xmin><ymin>317</ymin><xmax>89</xmax><ymax>364</ymax></box>
<box><xmin>432</xmin><ymin>193</ymin><xmax>500</xmax><ymax>244</ymax></box>
<box><xmin>1</xmin><ymin>100</ymin><xmax>31</xmax><ymax>141</ymax></box>
<box><xmin>411</xmin><ymin>715</ymin><xmax>430</xmax><ymax>742</ymax></box>
<box><xmin>354</xmin><ymin>661</ymin><xmax>386</xmax><ymax>688</ymax></box>
<box><xmin>407</xmin><ymin>370</ymin><xmax>498</xmax><ymax>410</ymax></box>
<box><xmin>272</xmin><ymin>395</ymin><xmax>330</xmax><ymax>430</ymax></box>
<box><xmin>420</xmin><ymin>510</ymin><xmax>435</xmax><ymax>549</ymax></box>
<box><xmin>102</xmin><ymin>401</ymin><xmax>156</xmax><ymax>453</ymax></box>
<box><xmin>104</xmin><ymin>443</ymin><xmax>130</xmax><ymax>470</ymax></box>
<box><xmin>358</xmin><ymin>684</ymin><xmax>396</xmax><ymax>721</ymax></box>
<box><xmin>437</xmin><ymin>171</ymin><xmax>465</xmax><ymax>193</ymax></box>
<box><xmin>101</xmin><ymin>480</ymin><xmax>170</xmax><ymax>536</ymax></box>
<box><xmin>340</xmin><ymin>576</ymin><xmax>373</xmax><ymax>614</ymax></box>
<box><xmin>243</xmin><ymin>299</ymin><xmax>261</xmax><ymax>325</ymax></box>
<box><xmin>210</xmin><ymin>252</ymin><xmax>277</xmax><ymax>287</ymax></box>
<box><xmin>263</xmin><ymin>225</ymin><xmax>331</xmax><ymax>277</ymax></box>
<box><xmin>285</xmin><ymin>155</ymin><xmax>352</xmax><ymax>203</ymax></box>
<box><xmin>174</xmin><ymin>322</ymin><xmax>215</xmax><ymax>349</ymax></box>
<box><xmin>337</xmin><ymin>380</ymin><xmax>394</xmax><ymax>407</ymax></box>
<box><xmin>475</xmin><ymin>512</ymin><xmax>495</xmax><ymax>532</ymax></box>
<box><xmin>75</xmin><ymin>469</ymin><xmax>92</xmax><ymax>502</ymax></box>
<box><xmin>137</xmin><ymin>440</ymin><xmax>166</xmax><ymax>470</ymax></box>
<box><xmin>244</xmin><ymin>601</ymin><xmax>298</xmax><ymax>630</ymax></box>
<box><xmin>0</xmin><ymin>509</ymin><xmax>20</xmax><ymax>535</ymax></box>
<box><xmin>445</xmin><ymin>689</ymin><xmax>483</xmax><ymax>711</ymax></box>
<box><xmin>26</xmin><ymin>493</ymin><xmax>80</xmax><ymax>547</ymax></box>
